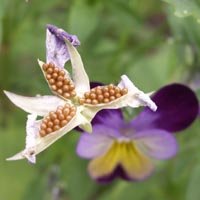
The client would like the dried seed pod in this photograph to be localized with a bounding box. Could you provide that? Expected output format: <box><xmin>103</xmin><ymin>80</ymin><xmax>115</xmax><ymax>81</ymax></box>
<box><xmin>42</xmin><ymin>63</ymin><xmax>77</xmax><ymax>99</ymax></box>
<box><xmin>39</xmin><ymin>104</ymin><xmax>77</xmax><ymax>137</ymax></box>
<box><xmin>82</xmin><ymin>85</ymin><xmax>128</xmax><ymax>105</ymax></box>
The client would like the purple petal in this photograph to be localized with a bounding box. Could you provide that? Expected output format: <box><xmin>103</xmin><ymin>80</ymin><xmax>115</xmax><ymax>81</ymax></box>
<box><xmin>133</xmin><ymin>129</ymin><xmax>178</xmax><ymax>159</ymax></box>
<box><xmin>46</xmin><ymin>24</ymin><xmax>80</xmax><ymax>68</ymax></box>
<box><xmin>76</xmin><ymin>125</ymin><xmax>120</xmax><ymax>159</ymax></box>
<box><xmin>131</xmin><ymin>83</ymin><xmax>199</xmax><ymax>133</ymax></box>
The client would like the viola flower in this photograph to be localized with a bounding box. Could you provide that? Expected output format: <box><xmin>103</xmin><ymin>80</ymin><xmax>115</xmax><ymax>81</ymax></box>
<box><xmin>4</xmin><ymin>25</ymin><xmax>157</xmax><ymax>163</ymax></box>
<box><xmin>77</xmin><ymin>84</ymin><xmax>199</xmax><ymax>182</ymax></box>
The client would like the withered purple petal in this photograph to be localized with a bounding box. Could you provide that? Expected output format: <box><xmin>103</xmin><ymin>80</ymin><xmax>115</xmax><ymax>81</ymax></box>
<box><xmin>131</xmin><ymin>83</ymin><xmax>199</xmax><ymax>133</ymax></box>
<box><xmin>46</xmin><ymin>24</ymin><xmax>80</xmax><ymax>68</ymax></box>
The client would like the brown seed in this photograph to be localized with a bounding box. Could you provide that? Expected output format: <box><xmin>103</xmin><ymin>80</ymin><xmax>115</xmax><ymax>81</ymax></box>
<box><xmin>50</xmin><ymin>112</ymin><xmax>57</xmax><ymax>120</ymax></box>
<box><xmin>84</xmin><ymin>92</ymin><xmax>90</xmax><ymax>98</ymax></box>
<box><xmin>52</xmin><ymin>72</ymin><xmax>58</xmax><ymax>79</ymax></box>
<box><xmin>97</xmin><ymin>95</ymin><xmax>104</xmax><ymax>101</ymax></box>
<box><xmin>92</xmin><ymin>99</ymin><xmax>98</xmax><ymax>105</ymax></box>
<box><xmin>63</xmin><ymin>79</ymin><xmax>70</xmax><ymax>84</ymax></box>
<box><xmin>61</xmin><ymin>120</ymin><xmax>68</xmax><ymax>127</ymax></box>
<box><xmin>110</xmin><ymin>96</ymin><xmax>116</xmax><ymax>101</ymax></box>
<box><xmin>104</xmin><ymin>92</ymin><xmax>110</xmax><ymax>98</ymax></box>
<box><xmin>42</xmin><ymin>64</ymin><xmax>48</xmax><ymax>71</ymax></box>
<box><xmin>103</xmin><ymin>98</ymin><xmax>110</xmax><ymax>103</ymax></box>
<box><xmin>49</xmin><ymin>62</ymin><xmax>54</xmax><ymax>68</ymax></box>
<box><xmin>90</xmin><ymin>93</ymin><xmax>96</xmax><ymax>99</ymax></box>
<box><xmin>69</xmin><ymin>84</ymin><xmax>75</xmax><ymax>91</ymax></box>
<box><xmin>108</xmin><ymin>84</ymin><xmax>114</xmax><ymax>89</ymax></box>
<box><xmin>79</xmin><ymin>98</ymin><xmax>85</xmax><ymax>105</ymax></box>
<box><xmin>56</xmin><ymin>81</ymin><xmax>63</xmax><ymax>88</ymax></box>
<box><xmin>63</xmin><ymin>93</ymin><xmax>70</xmax><ymax>99</ymax></box>
<box><xmin>45</xmin><ymin>116</ymin><xmax>51</xmax><ymax>121</ymax></box>
<box><xmin>54</xmin><ymin>119</ymin><xmax>60</xmax><ymax>125</ymax></box>
<box><xmin>70</xmin><ymin>91</ymin><xmax>76</xmax><ymax>97</ymax></box>
<box><xmin>47</xmin><ymin>128</ymin><xmax>53</xmax><ymax>133</ymax></box>
<box><xmin>115</xmin><ymin>87</ymin><xmax>121</xmax><ymax>93</ymax></box>
<box><xmin>66</xmin><ymin>115</ymin><xmax>72</xmax><ymax>121</ymax></box>
<box><xmin>46</xmin><ymin>74</ymin><xmax>52</xmax><ymax>80</ymax></box>
<box><xmin>53</xmin><ymin>125</ymin><xmax>60</xmax><ymax>131</ymax></box>
<box><xmin>57</xmin><ymin>89</ymin><xmax>63</xmax><ymax>95</ymax></box>
<box><xmin>53</xmin><ymin>67</ymin><xmax>59</xmax><ymax>73</ymax></box>
<box><xmin>109</xmin><ymin>89</ymin><xmax>115</xmax><ymax>95</ymax></box>
<box><xmin>58</xmin><ymin>114</ymin><xmax>65</xmax><ymax>121</ymax></box>
<box><xmin>51</xmin><ymin>85</ymin><xmax>57</xmax><ymax>91</ymax></box>
<box><xmin>57</xmin><ymin>76</ymin><xmax>64</xmax><ymax>81</ymax></box>
<box><xmin>49</xmin><ymin>79</ymin><xmax>55</xmax><ymax>85</ymax></box>
<box><xmin>115</xmin><ymin>93</ymin><xmax>121</xmax><ymax>98</ymax></box>
<box><xmin>40</xmin><ymin>130</ymin><xmax>46</xmax><ymax>137</ymax></box>
<box><xmin>42</xmin><ymin>119</ymin><xmax>48</xmax><ymax>124</ymax></box>
<box><xmin>63</xmin><ymin>108</ymin><xmax>70</xmax><ymax>115</ymax></box>
<box><xmin>40</xmin><ymin>123</ymin><xmax>47</xmax><ymax>130</ymax></box>
<box><xmin>47</xmin><ymin>67</ymin><xmax>53</xmax><ymax>74</ymax></box>
<box><xmin>59</xmin><ymin>70</ymin><xmax>65</xmax><ymax>76</ymax></box>
<box><xmin>103</xmin><ymin>87</ymin><xmax>109</xmax><ymax>92</ymax></box>
<box><xmin>91</xmin><ymin>88</ymin><xmax>96</xmax><ymax>93</ymax></box>
<box><xmin>63</xmin><ymin>85</ymin><xmax>69</xmax><ymax>91</ymax></box>
<box><xmin>96</xmin><ymin>89</ymin><xmax>102</xmax><ymax>95</ymax></box>
<box><xmin>70</xmin><ymin>111</ymin><xmax>76</xmax><ymax>116</ymax></box>
<box><xmin>85</xmin><ymin>99</ymin><xmax>92</xmax><ymax>104</ymax></box>
<box><xmin>121</xmin><ymin>88</ymin><xmax>128</xmax><ymax>95</ymax></box>
<box><xmin>47</xmin><ymin>121</ymin><xmax>54</xmax><ymax>128</ymax></box>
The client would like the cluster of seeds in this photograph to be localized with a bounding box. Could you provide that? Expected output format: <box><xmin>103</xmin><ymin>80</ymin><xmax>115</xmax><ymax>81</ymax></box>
<box><xmin>39</xmin><ymin>104</ymin><xmax>76</xmax><ymax>137</ymax></box>
<box><xmin>42</xmin><ymin>63</ymin><xmax>76</xmax><ymax>99</ymax></box>
<box><xmin>79</xmin><ymin>84</ymin><xmax>128</xmax><ymax>105</ymax></box>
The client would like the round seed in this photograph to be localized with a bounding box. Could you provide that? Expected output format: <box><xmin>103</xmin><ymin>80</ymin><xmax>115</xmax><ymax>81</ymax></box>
<box><xmin>47</xmin><ymin>128</ymin><xmax>53</xmax><ymax>133</ymax></box>
<box><xmin>52</xmin><ymin>72</ymin><xmax>58</xmax><ymax>79</ymax></box>
<box><xmin>115</xmin><ymin>87</ymin><xmax>121</xmax><ymax>93</ymax></box>
<box><xmin>49</xmin><ymin>79</ymin><xmax>55</xmax><ymax>84</ymax></box>
<box><xmin>63</xmin><ymin>93</ymin><xmax>70</xmax><ymax>99</ymax></box>
<box><xmin>103</xmin><ymin>98</ymin><xmax>109</xmax><ymax>103</ymax></box>
<box><xmin>40</xmin><ymin>123</ymin><xmax>47</xmax><ymax>130</ymax></box>
<box><xmin>66</xmin><ymin>115</ymin><xmax>72</xmax><ymax>121</ymax></box>
<box><xmin>70</xmin><ymin>111</ymin><xmax>76</xmax><ymax>116</ymax></box>
<box><xmin>96</xmin><ymin>89</ymin><xmax>102</xmax><ymax>95</ymax></box>
<box><xmin>47</xmin><ymin>121</ymin><xmax>54</xmax><ymax>128</ymax></box>
<box><xmin>69</xmin><ymin>84</ymin><xmax>75</xmax><ymax>91</ymax></box>
<box><xmin>56</xmin><ymin>81</ymin><xmax>63</xmax><ymax>88</ymax></box>
<box><xmin>59</xmin><ymin>70</ymin><xmax>65</xmax><ymax>76</ymax></box>
<box><xmin>79</xmin><ymin>98</ymin><xmax>85</xmax><ymax>105</ymax></box>
<box><xmin>53</xmin><ymin>125</ymin><xmax>60</xmax><ymax>131</ymax></box>
<box><xmin>108</xmin><ymin>84</ymin><xmax>114</xmax><ymax>89</ymax></box>
<box><xmin>110</xmin><ymin>96</ymin><xmax>116</xmax><ymax>101</ymax></box>
<box><xmin>63</xmin><ymin>85</ymin><xmax>69</xmax><ymax>92</ymax></box>
<box><xmin>103</xmin><ymin>87</ymin><xmax>109</xmax><ymax>92</ymax></box>
<box><xmin>57</xmin><ymin>89</ymin><xmax>63</xmax><ymax>95</ymax></box>
<box><xmin>90</xmin><ymin>93</ymin><xmax>96</xmax><ymax>99</ymax></box>
<box><xmin>84</xmin><ymin>92</ymin><xmax>90</xmax><ymax>98</ymax></box>
<box><xmin>70</xmin><ymin>91</ymin><xmax>76</xmax><ymax>97</ymax></box>
<box><xmin>57</xmin><ymin>76</ymin><xmax>64</xmax><ymax>81</ymax></box>
<box><xmin>54</xmin><ymin>119</ymin><xmax>60</xmax><ymax>125</ymax></box>
<box><xmin>46</xmin><ymin>74</ymin><xmax>51</xmax><ymax>80</ymax></box>
<box><xmin>121</xmin><ymin>88</ymin><xmax>128</xmax><ymax>95</ymax></box>
<box><xmin>53</xmin><ymin>67</ymin><xmax>59</xmax><ymax>73</ymax></box>
<box><xmin>92</xmin><ymin>99</ymin><xmax>98</xmax><ymax>105</ymax></box>
<box><xmin>40</xmin><ymin>130</ymin><xmax>46</xmax><ymax>137</ymax></box>
<box><xmin>51</xmin><ymin>85</ymin><xmax>57</xmax><ymax>91</ymax></box>
<box><xmin>58</xmin><ymin>114</ymin><xmax>65</xmax><ymax>121</ymax></box>
<box><xmin>115</xmin><ymin>93</ymin><xmax>121</xmax><ymax>98</ymax></box>
<box><xmin>50</xmin><ymin>112</ymin><xmax>57</xmax><ymax>120</ymax></box>
<box><xmin>109</xmin><ymin>89</ymin><xmax>115</xmax><ymax>95</ymax></box>
<box><xmin>104</xmin><ymin>92</ymin><xmax>110</xmax><ymax>98</ymax></box>
<box><xmin>61</xmin><ymin>120</ymin><xmax>68</xmax><ymax>127</ymax></box>
<box><xmin>47</xmin><ymin>67</ymin><xmax>53</xmax><ymax>74</ymax></box>
<box><xmin>42</xmin><ymin>64</ymin><xmax>48</xmax><ymax>71</ymax></box>
<box><xmin>97</xmin><ymin>95</ymin><xmax>104</xmax><ymax>101</ymax></box>
<box><xmin>85</xmin><ymin>99</ymin><xmax>92</xmax><ymax>104</ymax></box>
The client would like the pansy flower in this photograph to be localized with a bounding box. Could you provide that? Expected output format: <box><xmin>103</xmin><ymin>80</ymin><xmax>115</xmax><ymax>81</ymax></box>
<box><xmin>4</xmin><ymin>25</ymin><xmax>157</xmax><ymax>163</ymax></box>
<box><xmin>77</xmin><ymin>84</ymin><xmax>199</xmax><ymax>182</ymax></box>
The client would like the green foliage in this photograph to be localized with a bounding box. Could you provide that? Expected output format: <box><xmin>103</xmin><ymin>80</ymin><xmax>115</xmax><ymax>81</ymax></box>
<box><xmin>0</xmin><ymin>0</ymin><xmax>199</xmax><ymax>200</ymax></box>
<box><xmin>163</xmin><ymin>0</ymin><xmax>200</xmax><ymax>21</ymax></box>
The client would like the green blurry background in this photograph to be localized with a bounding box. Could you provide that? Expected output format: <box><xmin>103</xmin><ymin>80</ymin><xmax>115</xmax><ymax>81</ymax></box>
<box><xmin>0</xmin><ymin>0</ymin><xmax>200</xmax><ymax>199</ymax></box>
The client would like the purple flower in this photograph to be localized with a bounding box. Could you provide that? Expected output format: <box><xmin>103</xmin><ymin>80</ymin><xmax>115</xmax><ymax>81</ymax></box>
<box><xmin>46</xmin><ymin>24</ymin><xmax>80</xmax><ymax>68</ymax></box>
<box><xmin>76</xmin><ymin>83</ymin><xmax>199</xmax><ymax>182</ymax></box>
